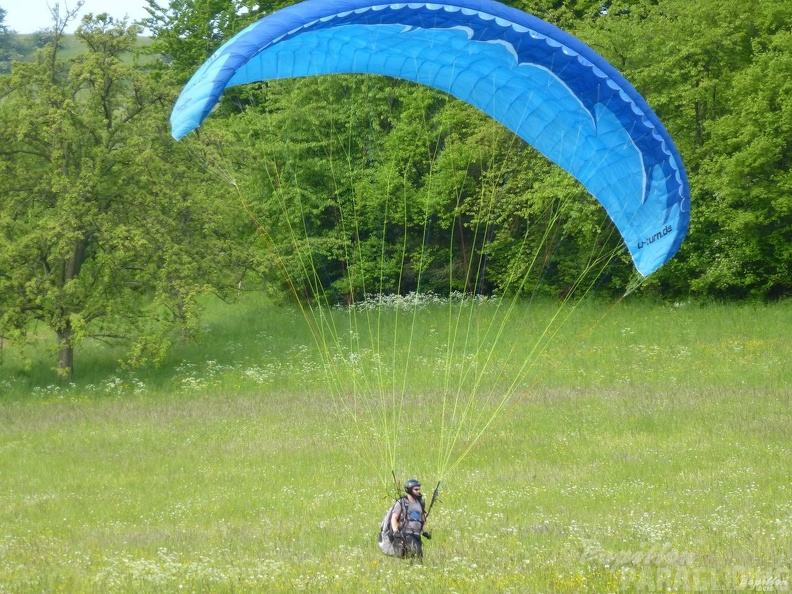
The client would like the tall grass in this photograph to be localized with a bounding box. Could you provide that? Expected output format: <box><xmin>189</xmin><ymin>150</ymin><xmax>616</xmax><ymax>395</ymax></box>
<box><xmin>1</xmin><ymin>295</ymin><xmax>790</xmax><ymax>592</ymax></box>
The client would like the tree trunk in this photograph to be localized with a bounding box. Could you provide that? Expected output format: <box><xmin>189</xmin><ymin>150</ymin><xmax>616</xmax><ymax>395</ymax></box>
<box><xmin>55</xmin><ymin>238</ymin><xmax>86</xmax><ymax>383</ymax></box>
<box><xmin>57</xmin><ymin>323</ymin><xmax>74</xmax><ymax>383</ymax></box>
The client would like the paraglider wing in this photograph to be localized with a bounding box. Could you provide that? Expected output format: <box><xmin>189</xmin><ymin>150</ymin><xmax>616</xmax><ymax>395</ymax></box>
<box><xmin>171</xmin><ymin>0</ymin><xmax>690</xmax><ymax>276</ymax></box>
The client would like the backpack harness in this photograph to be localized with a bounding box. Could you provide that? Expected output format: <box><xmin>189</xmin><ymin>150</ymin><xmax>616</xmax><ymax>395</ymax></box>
<box><xmin>377</xmin><ymin>495</ymin><xmax>425</xmax><ymax>556</ymax></box>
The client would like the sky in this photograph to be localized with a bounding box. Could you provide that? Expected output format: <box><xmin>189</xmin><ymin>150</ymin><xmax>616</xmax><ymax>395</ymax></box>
<box><xmin>2</xmin><ymin>0</ymin><xmax>150</xmax><ymax>34</ymax></box>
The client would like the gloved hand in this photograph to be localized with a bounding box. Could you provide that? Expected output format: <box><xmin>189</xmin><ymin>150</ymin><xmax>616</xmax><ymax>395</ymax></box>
<box><xmin>392</xmin><ymin>530</ymin><xmax>402</xmax><ymax>539</ymax></box>
<box><xmin>422</xmin><ymin>531</ymin><xmax>432</xmax><ymax>540</ymax></box>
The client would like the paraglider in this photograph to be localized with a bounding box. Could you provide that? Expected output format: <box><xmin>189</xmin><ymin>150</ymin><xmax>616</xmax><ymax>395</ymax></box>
<box><xmin>171</xmin><ymin>0</ymin><xmax>690</xmax><ymax>277</ymax></box>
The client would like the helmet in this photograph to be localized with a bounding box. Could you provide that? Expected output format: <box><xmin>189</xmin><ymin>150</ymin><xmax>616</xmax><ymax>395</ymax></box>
<box><xmin>404</xmin><ymin>479</ymin><xmax>421</xmax><ymax>494</ymax></box>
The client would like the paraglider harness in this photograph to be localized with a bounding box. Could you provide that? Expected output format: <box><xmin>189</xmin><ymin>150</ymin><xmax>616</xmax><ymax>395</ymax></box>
<box><xmin>378</xmin><ymin>480</ymin><xmax>440</xmax><ymax>557</ymax></box>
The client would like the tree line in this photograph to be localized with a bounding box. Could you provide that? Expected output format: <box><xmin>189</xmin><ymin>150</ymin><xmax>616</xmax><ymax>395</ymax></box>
<box><xmin>1</xmin><ymin>0</ymin><xmax>790</xmax><ymax>380</ymax></box>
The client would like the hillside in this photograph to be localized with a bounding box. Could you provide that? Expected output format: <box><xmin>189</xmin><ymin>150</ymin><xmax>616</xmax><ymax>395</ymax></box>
<box><xmin>1</xmin><ymin>32</ymin><xmax>153</xmax><ymax>73</ymax></box>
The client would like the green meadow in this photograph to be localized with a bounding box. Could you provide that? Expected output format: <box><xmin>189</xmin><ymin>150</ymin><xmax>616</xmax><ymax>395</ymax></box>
<box><xmin>1</xmin><ymin>295</ymin><xmax>790</xmax><ymax>593</ymax></box>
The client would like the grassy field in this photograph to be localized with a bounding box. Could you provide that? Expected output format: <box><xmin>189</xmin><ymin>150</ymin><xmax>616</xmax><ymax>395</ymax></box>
<box><xmin>1</xmin><ymin>295</ymin><xmax>790</xmax><ymax>592</ymax></box>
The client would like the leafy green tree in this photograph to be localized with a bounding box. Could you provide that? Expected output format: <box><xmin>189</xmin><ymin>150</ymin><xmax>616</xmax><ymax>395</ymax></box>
<box><xmin>200</xmin><ymin>70</ymin><xmax>624</xmax><ymax>304</ymax></box>
<box><xmin>0</xmin><ymin>15</ymin><xmax>248</xmax><ymax>380</ymax></box>
<box><xmin>692</xmin><ymin>7</ymin><xmax>792</xmax><ymax>298</ymax></box>
<box><xmin>510</xmin><ymin>0</ymin><xmax>606</xmax><ymax>28</ymax></box>
<box><xmin>582</xmin><ymin>0</ymin><xmax>792</xmax><ymax>298</ymax></box>
<box><xmin>155</xmin><ymin>0</ymin><xmax>792</xmax><ymax>302</ymax></box>
<box><xmin>142</xmin><ymin>0</ymin><xmax>292</xmax><ymax>84</ymax></box>
<box><xmin>0</xmin><ymin>5</ymin><xmax>22</xmax><ymax>72</ymax></box>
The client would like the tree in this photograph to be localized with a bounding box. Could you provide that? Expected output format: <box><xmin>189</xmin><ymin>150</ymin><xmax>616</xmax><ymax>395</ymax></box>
<box><xmin>0</xmin><ymin>14</ymin><xmax>248</xmax><ymax>380</ymax></box>
<box><xmin>575</xmin><ymin>0</ymin><xmax>792</xmax><ymax>299</ymax></box>
<box><xmin>147</xmin><ymin>0</ymin><xmax>792</xmax><ymax>303</ymax></box>
<box><xmin>142</xmin><ymin>0</ymin><xmax>290</xmax><ymax>84</ymax></box>
<box><xmin>693</xmin><ymin>9</ymin><xmax>792</xmax><ymax>298</ymax></box>
<box><xmin>201</xmin><ymin>69</ymin><xmax>627</xmax><ymax>306</ymax></box>
<box><xmin>0</xmin><ymin>5</ymin><xmax>22</xmax><ymax>72</ymax></box>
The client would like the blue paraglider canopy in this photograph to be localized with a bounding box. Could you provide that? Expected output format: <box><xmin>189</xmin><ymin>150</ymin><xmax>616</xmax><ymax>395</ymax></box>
<box><xmin>171</xmin><ymin>0</ymin><xmax>690</xmax><ymax>277</ymax></box>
